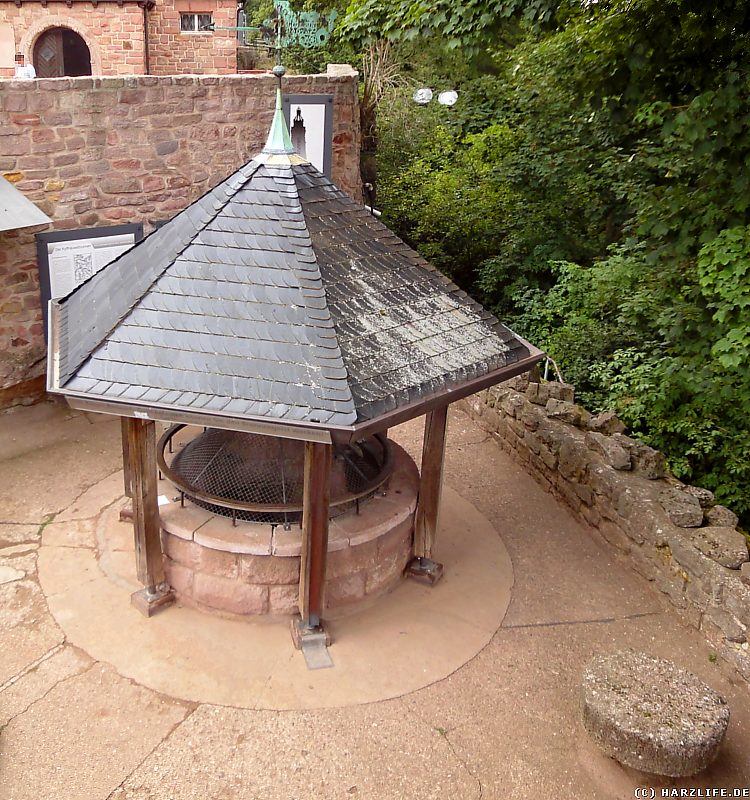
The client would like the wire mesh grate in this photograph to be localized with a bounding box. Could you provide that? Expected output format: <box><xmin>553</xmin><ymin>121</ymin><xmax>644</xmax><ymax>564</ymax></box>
<box><xmin>160</xmin><ymin>427</ymin><xmax>391</xmax><ymax>524</ymax></box>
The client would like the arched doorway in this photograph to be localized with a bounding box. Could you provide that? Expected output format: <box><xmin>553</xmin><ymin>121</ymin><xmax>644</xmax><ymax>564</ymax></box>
<box><xmin>33</xmin><ymin>27</ymin><xmax>92</xmax><ymax>78</ymax></box>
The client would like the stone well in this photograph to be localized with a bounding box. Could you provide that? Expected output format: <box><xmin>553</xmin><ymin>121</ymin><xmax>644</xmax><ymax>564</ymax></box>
<box><xmin>159</xmin><ymin>441</ymin><xmax>419</xmax><ymax>619</ymax></box>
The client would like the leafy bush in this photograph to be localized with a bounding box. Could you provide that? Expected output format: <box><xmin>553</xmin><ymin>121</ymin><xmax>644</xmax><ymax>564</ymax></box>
<box><xmin>344</xmin><ymin>0</ymin><xmax>750</xmax><ymax>522</ymax></box>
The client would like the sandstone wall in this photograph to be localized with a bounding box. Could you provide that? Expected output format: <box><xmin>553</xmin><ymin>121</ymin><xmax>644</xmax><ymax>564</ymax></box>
<box><xmin>0</xmin><ymin>0</ymin><xmax>238</xmax><ymax>78</ymax></box>
<box><xmin>0</xmin><ymin>4</ymin><xmax>145</xmax><ymax>77</ymax></box>
<box><xmin>0</xmin><ymin>69</ymin><xmax>361</xmax><ymax>404</ymax></box>
<box><xmin>461</xmin><ymin>377</ymin><xmax>750</xmax><ymax>683</ymax></box>
<box><xmin>148</xmin><ymin>0</ymin><xmax>237</xmax><ymax>76</ymax></box>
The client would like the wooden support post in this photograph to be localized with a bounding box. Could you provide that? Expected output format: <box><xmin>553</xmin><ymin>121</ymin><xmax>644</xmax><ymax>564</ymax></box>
<box><xmin>297</xmin><ymin>440</ymin><xmax>332</xmax><ymax>628</ymax></box>
<box><xmin>407</xmin><ymin>404</ymin><xmax>449</xmax><ymax>584</ymax></box>
<box><xmin>121</xmin><ymin>416</ymin><xmax>132</xmax><ymax>498</ymax></box>
<box><xmin>126</xmin><ymin>417</ymin><xmax>174</xmax><ymax>617</ymax></box>
<box><xmin>119</xmin><ymin>417</ymin><xmax>134</xmax><ymax>522</ymax></box>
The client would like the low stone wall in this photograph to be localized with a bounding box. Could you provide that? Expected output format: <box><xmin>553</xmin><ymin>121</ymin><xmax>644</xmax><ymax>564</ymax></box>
<box><xmin>461</xmin><ymin>376</ymin><xmax>750</xmax><ymax>682</ymax></box>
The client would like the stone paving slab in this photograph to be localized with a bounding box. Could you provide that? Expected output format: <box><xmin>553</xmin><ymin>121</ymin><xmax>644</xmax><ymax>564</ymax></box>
<box><xmin>1</xmin><ymin>663</ymin><xmax>190</xmax><ymax>800</ymax></box>
<box><xmin>0</xmin><ymin>578</ymin><xmax>64</xmax><ymax>686</ymax></box>
<box><xmin>0</xmin><ymin>401</ymin><xmax>121</xmax><ymax>524</ymax></box>
<box><xmin>0</xmin><ymin>646</ymin><xmax>92</xmax><ymax>727</ymax></box>
<box><xmin>0</xmin><ymin>524</ymin><xmax>39</xmax><ymax>548</ymax></box>
<box><xmin>108</xmin><ymin>703</ymin><xmax>478</xmax><ymax>800</ymax></box>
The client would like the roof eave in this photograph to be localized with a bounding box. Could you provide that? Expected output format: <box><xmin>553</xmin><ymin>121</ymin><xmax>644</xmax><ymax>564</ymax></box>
<box><xmin>339</xmin><ymin>346</ymin><xmax>545</xmax><ymax>444</ymax></box>
<box><xmin>55</xmin><ymin>389</ymin><xmax>337</xmax><ymax>444</ymax></box>
<box><xmin>51</xmin><ymin>345</ymin><xmax>544</xmax><ymax>446</ymax></box>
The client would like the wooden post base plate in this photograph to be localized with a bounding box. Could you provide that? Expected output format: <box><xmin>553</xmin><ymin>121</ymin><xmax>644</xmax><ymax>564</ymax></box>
<box><xmin>405</xmin><ymin>556</ymin><xmax>444</xmax><ymax>585</ymax></box>
<box><xmin>290</xmin><ymin>616</ymin><xmax>334</xmax><ymax>670</ymax></box>
<box><xmin>131</xmin><ymin>585</ymin><xmax>175</xmax><ymax>617</ymax></box>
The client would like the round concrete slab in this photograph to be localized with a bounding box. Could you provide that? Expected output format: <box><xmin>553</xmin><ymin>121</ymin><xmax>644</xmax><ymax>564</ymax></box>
<box><xmin>37</xmin><ymin>476</ymin><xmax>513</xmax><ymax>710</ymax></box>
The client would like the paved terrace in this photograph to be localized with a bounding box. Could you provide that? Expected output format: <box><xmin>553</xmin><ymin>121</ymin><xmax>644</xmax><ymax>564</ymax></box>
<box><xmin>0</xmin><ymin>399</ymin><xmax>748</xmax><ymax>799</ymax></box>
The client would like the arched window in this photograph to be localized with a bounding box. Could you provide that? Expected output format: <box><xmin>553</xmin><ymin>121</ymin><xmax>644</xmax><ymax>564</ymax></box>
<box><xmin>33</xmin><ymin>27</ymin><xmax>92</xmax><ymax>78</ymax></box>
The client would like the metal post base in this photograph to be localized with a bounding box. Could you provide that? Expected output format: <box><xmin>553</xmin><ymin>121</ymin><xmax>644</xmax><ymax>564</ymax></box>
<box><xmin>119</xmin><ymin>500</ymin><xmax>134</xmax><ymax>522</ymax></box>
<box><xmin>405</xmin><ymin>556</ymin><xmax>444</xmax><ymax>585</ymax></box>
<box><xmin>290</xmin><ymin>615</ymin><xmax>334</xmax><ymax>670</ymax></box>
<box><xmin>131</xmin><ymin>583</ymin><xmax>175</xmax><ymax>617</ymax></box>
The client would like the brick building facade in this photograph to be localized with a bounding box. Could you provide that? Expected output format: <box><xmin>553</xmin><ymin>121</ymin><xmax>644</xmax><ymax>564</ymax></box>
<box><xmin>0</xmin><ymin>0</ymin><xmax>238</xmax><ymax>78</ymax></box>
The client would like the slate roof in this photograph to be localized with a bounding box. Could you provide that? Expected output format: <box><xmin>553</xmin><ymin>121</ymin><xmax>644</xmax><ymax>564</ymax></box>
<box><xmin>49</xmin><ymin>154</ymin><xmax>541</xmax><ymax>430</ymax></box>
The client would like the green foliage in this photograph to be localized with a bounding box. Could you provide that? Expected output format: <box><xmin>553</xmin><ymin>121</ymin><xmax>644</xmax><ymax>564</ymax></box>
<box><xmin>339</xmin><ymin>0</ymin><xmax>558</xmax><ymax>50</ymax></box>
<box><xmin>380</xmin><ymin>125</ymin><xmax>517</xmax><ymax>285</ymax></box>
<box><xmin>362</xmin><ymin>0</ymin><xmax>750</xmax><ymax>523</ymax></box>
<box><xmin>697</xmin><ymin>227</ymin><xmax>750</xmax><ymax>369</ymax></box>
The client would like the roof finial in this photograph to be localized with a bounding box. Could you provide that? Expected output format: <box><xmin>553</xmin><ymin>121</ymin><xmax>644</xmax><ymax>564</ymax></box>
<box><xmin>263</xmin><ymin>64</ymin><xmax>295</xmax><ymax>154</ymax></box>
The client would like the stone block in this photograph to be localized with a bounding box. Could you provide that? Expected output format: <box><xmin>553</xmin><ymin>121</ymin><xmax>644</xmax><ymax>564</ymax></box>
<box><xmin>585</xmin><ymin>431</ymin><xmax>631</xmax><ymax>470</ymax></box>
<box><xmin>659</xmin><ymin>487</ymin><xmax>703</xmax><ymax>527</ymax></box>
<box><xmin>507</xmin><ymin>417</ymin><xmax>526</xmax><ymax>438</ymax></box>
<box><xmin>655</xmin><ymin>570</ymin><xmax>688</xmax><ymax>607</ymax></box>
<box><xmin>587</xmin><ymin>410</ymin><xmax>626</xmax><ymax>435</ymax></box>
<box><xmin>685</xmin><ymin>526</ymin><xmax>749</xmax><ymax>569</ymax></box>
<box><xmin>540</xmin><ymin>447</ymin><xmax>558</xmax><ymax>470</ymax></box>
<box><xmin>609</xmin><ymin>434</ymin><xmax>667</xmax><ymax>479</ymax></box>
<box><xmin>325</xmin><ymin>571</ymin><xmax>366</xmax><ymax>608</ymax></box>
<box><xmin>574</xmin><ymin>482</ymin><xmax>594</xmax><ymax>506</ymax></box>
<box><xmin>163</xmin><ymin>557</ymin><xmax>193</xmax><ymax>596</ymax></box>
<box><xmin>326</xmin><ymin>538</ymin><xmax>379</xmax><ymax>579</ymax></box>
<box><xmin>558</xmin><ymin>480</ymin><xmax>582</xmax><ymax>512</ymax></box>
<box><xmin>704</xmin><ymin>606</ymin><xmax>747</xmax><ymax>643</ymax></box>
<box><xmin>195</xmin><ymin>516</ymin><xmax>272</xmax><ymax>555</ymax></box>
<box><xmin>162</xmin><ymin>533</ymin><xmax>200</xmax><ymax>570</ymax></box>
<box><xmin>581</xmin><ymin>503</ymin><xmax>601</xmax><ymax>528</ymax></box>
<box><xmin>239</xmin><ymin>553</ymin><xmax>300</xmax><ymax>585</ymax></box>
<box><xmin>582</xmin><ymin>650</ymin><xmax>729</xmax><ymax>777</ymax></box>
<box><xmin>268</xmin><ymin>584</ymin><xmax>299</xmax><ymax>616</ymax></box>
<box><xmin>669</xmin><ymin>538</ymin><xmax>732</xmax><ymax>597</ymax></box>
<box><xmin>524</xmin><ymin>430</ymin><xmax>542</xmax><ymax>454</ymax></box>
<box><xmin>377</xmin><ymin>519</ymin><xmax>412</xmax><ymax>559</ymax></box>
<box><xmin>558</xmin><ymin>439</ymin><xmax>590</xmax><ymax>481</ymax></box>
<box><xmin>683</xmin><ymin>485</ymin><xmax>715</xmax><ymax>509</ymax></box>
<box><xmin>545</xmin><ymin>398</ymin><xmax>585</xmax><ymax>425</ymax></box>
<box><xmin>598</xmin><ymin>521</ymin><xmax>633</xmax><ymax>554</ymax></box>
<box><xmin>741</xmin><ymin>563</ymin><xmax>750</xmax><ymax>587</ymax></box>
<box><xmin>588</xmin><ymin>464</ymin><xmax>620</xmax><ymax>499</ymax></box>
<box><xmin>197</xmin><ymin>546</ymin><xmax>238</xmax><ymax>579</ymax></box>
<box><xmin>365</xmin><ymin>545</ymin><xmax>408</xmax><ymax>596</ymax></box>
<box><xmin>192</xmin><ymin>572</ymin><xmax>268</xmax><ymax>615</ymax></box>
<box><xmin>501</xmin><ymin>394</ymin><xmax>526</xmax><ymax>419</ymax></box>
<box><xmin>536</xmin><ymin>425</ymin><xmax>566</xmax><ymax>455</ymax></box>
<box><xmin>685</xmin><ymin>578</ymin><xmax>711</xmax><ymax>611</ymax></box>
<box><xmin>526</xmin><ymin>382</ymin><xmax>548</xmax><ymax>406</ymax></box>
<box><xmin>721</xmin><ymin>579</ymin><xmax>750</xmax><ymax>629</ymax></box>
<box><xmin>705</xmin><ymin>505</ymin><xmax>739</xmax><ymax>528</ymax></box>
<box><xmin>521</xmin><ymin>405</ymin><xmax>544</xmax><ymax>431</ymax></box>
<box><xmin>547</xmin><ymin>382</ymin><xmax>575</xmax><ymax>402</ymax></box>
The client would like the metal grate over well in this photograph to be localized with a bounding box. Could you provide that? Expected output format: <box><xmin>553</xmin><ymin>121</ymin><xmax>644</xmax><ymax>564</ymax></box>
<box><xmin>158</xmin><ymin>425</ymin><xmax>393</xmax><ymax>525</ymax></box>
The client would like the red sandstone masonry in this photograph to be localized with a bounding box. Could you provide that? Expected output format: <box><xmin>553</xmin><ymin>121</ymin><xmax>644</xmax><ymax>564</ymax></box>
<box><xmin>0</xmin><ymin>70</ymin><xmax>361</xmax><ymax>402</ymax></box>
<box><xmin>0</xmin><ymin>0</ymin><xmax>237</xmax><ymax>78</ymax></box>
<box><xmin>192</xmin><ymin>572</ymin><xmax>268</xmax><ymax>615</ymax></box>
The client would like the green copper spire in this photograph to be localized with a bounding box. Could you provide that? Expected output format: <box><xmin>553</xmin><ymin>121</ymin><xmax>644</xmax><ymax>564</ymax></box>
<box><xmin>263</xmin><ymin>64</ymin><xmax>295</xmax><ymax>154</ymax></box>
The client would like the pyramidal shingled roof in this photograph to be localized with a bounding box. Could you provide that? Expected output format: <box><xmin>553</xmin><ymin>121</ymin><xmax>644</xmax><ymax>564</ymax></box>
<box><xmin>49</xmin><ymin>153</ymin><xmax>542</xmax><ymax>431</ymax></box>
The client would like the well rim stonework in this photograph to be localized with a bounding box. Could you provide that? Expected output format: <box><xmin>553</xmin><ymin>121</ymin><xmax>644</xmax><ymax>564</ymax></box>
<box><xmin>159</xmin><ymin>441</ymin><xmax>420</xmax><ymax>618</ymax></box>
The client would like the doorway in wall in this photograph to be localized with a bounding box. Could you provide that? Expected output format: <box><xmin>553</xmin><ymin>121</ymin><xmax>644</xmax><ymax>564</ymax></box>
<box><xmin>33</xmin><ymin>27</ymin><xmax>92</xmax><ymax>77</ymax></box>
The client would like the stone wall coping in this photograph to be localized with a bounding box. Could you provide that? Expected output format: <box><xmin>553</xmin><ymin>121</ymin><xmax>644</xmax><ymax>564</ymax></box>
<box><xmin>0</xmin><ymin>72</ymin><xmax>351</xmax><ymax>89</ymax></box>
